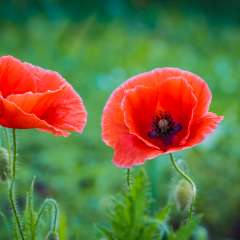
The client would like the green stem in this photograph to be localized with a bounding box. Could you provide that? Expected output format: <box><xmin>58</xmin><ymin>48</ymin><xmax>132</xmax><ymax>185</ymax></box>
<box><xmin>169</xmin><ymin>153</ymin><xmax>196</xmax><ymax>220</ymax></box>
<box><xmin>12</xmin><ymin>129</ymin><xmax>17</xmax><ymax>180</ymax></box>
<box><xmin>2</xmin><ymin>128</ymin><xmax>11</xmax><ymax>163</ymax></box>
<box><xmin>9</xmin><ymin>181</ymin><xmax>25</xmax><ymax>240</ymax></box>
<box><xmin>126</xmin><ymin>168</ymin><xmax>131</xmax><ymax>189</ymax></box>
<box><xmin>8</xmin><ymin>129</ymin><xmax>25</xmax><ymax>240</ymax></box>
<box><xmin>29</xmin><ymin>177</ymin><xmax>36</xmax><ymax>240</ymax></box>
<box><xmin>34</xmin><ymin>198</ymin><xmax>59</xmax><ymax>234</ymax></box>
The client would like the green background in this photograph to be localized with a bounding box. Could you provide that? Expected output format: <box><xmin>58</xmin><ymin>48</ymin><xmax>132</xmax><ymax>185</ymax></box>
<box><xmin>0</xmin><ymin>1</ymin><xmax>239</xmax><ymax>239</ymax></box>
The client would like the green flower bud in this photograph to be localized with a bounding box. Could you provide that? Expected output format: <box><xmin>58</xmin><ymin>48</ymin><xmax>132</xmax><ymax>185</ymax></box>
<box><xmin>45</xmin><ymin>231</ymin><xmax>59</xmax><ymax>240</ymax></box>
<box><xmin>174</xmin><ymin>179</ymin><xmax>195</xmax><ymax>211</ymax></box>
<box><xmin>0</xmin><ymin>147</ymin><xmax>10</xmax><ymax>182</ymax></box>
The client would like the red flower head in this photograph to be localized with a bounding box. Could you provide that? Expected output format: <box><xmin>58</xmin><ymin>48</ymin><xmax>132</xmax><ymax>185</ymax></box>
<box><xmin>102</xmin><ymin>68</ymin><xmax>223</xmax><ymax>168</ymax></box>
<box><xmin>0</xmin><ymin>55</ymin><xmax>87</xmax><ymax>136</ymax></box>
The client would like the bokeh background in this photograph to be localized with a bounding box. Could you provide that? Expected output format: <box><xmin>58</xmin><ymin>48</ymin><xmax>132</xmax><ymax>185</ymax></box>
<box><xmin>0</xmin><ymin>0</ymin><xmax>240</xmax><ymax>239</ymax></box>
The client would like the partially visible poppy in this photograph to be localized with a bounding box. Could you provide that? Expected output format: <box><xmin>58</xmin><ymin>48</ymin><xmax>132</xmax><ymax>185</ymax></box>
<box><xmin>0</xmin><ymin>55</ymin><xmax>87</xmax><ymax>136</ymax></box>
<box><xmin>102</xmin><ymin>68</ymin><xmax>223</xmax><ymax>168</ymax></box>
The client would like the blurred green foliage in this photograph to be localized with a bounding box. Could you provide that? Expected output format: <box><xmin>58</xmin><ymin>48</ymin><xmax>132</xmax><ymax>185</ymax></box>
<box><xmin>1</xmin><ymin>0</ymin><xmax>240</xmax><ymax>25</ymax></box>
<box><xmin>100</xmin><ymin>170</ymin><xmax>201</xmax><ymax>240</ymax></box>
<box><xmin>0</xmin><ymin>6</ymin><xmax>239</xmax><ymax>240</ymax></box>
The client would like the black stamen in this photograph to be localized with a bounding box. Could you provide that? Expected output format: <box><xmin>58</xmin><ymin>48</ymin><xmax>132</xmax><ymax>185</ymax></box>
<box><xmin>148</xmin><ymin>112</ymin><xmax>182</xmax><ymax>146</ymax></box>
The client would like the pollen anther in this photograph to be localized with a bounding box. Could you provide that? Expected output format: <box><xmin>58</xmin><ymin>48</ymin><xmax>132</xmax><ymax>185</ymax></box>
<box><xmin>158</xmin><ymin>119</ymin><xmax>170</xmax><ymax>133</ymax></box>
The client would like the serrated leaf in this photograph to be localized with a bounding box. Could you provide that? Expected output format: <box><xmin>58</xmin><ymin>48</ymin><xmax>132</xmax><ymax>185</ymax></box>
<box><xmin>23</xmin><ymin>177</ymin><xmax>36</xmax><ymax>239</ymax></box>
<box><xmin>156</xmin><ymin>204</ymin><xmax>172</xmax><ymax>223</ymax></box>
<box><xmin>169</xmin><ymin>216</ymin><xmax>200</xmax><ymax>240</ymax></box>
<box><xmin>100</xmin><ymin>169</ymin><xmax>166</xmax><ymax>240</ymax></box>
<box><xmin>98</xmin><ymin>225</ymin><xmax>114</xmax><ymax>240</ymax></box>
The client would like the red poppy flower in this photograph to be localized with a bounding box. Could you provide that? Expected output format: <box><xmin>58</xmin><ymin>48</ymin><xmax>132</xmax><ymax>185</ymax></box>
<box><xmin>102</xmin><ymin>68</ymin><xmax>223</xmax><ymax>168</ymax></box>
<box><xmin>0</xmin><ymin>55</ymin><xmax>87</xmax><ymax>136</ymax></box>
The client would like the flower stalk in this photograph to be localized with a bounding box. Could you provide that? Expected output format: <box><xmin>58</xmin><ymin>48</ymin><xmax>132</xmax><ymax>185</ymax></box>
<box><xmin>6</xmin><ymin>129</ymin><xmax>25</xmax><ymax>240</ymax></box>
<box><xmin>9</xmin><ymin>181</ymin><xmax>25</xmax><ymax>240</ymax></box>
<box><xmin>34</xmin><ymin>198</ymin><xmax>59</xmax><ymax>235</ymax></box>
<box><xmin>169</xmin><ymin>153</ymin><xmax>196</xmax><ymax>220</ymax></box>
<box><xmin>2</xmin><ymin>128</ymin><xmax>11</xmax><ymax>164</ymax></box>
<box><xmin>126</xmin><ymin>168</ymin><xmax>131</xmax><ymax>190</ymax></box>
<box><xmin>12</xmin><ymin>128</ymin><xmax>17</xmax><ymax>180</ymax></box>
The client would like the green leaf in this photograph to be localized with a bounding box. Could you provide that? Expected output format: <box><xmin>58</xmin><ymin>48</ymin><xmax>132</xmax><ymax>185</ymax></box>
<box><xmin>100</xmin><ymin>169</ymin><xmax>165</xmax><ymax>240</ymax></box>
<box><xmin>169</xmin><ymin>216</ymin><xmax>200</xmax><ymax>240</ymax></box>
<box><xmin>23</xmin><ymin>177</ymin><xmax>36</xmax><ymax>239</ymax></box>
<box><xmin>156</xmin><ymin>204</ymin><xmax>172</xmax><ymax>223</ymax></box>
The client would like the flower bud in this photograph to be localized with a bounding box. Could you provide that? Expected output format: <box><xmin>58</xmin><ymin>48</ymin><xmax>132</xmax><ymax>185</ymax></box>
<box><xmin>174</xmin><ymin>179</ymin><xmax>195</xmax><ymax>211</ymax></box>
<box><xmin>0</xmin><ymin>147</ymin><xmax>10</xmax><ymax>182</ymax></box>
<box><xmin>44</xmin><ymin>231</ymin><xmax>59</xmax><ymax>240</ymax></box>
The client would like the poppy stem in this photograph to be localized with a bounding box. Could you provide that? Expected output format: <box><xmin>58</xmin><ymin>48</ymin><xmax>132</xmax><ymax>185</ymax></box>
<box><xmin>12</xmin><ymin>129</ymin><xmax>17</xmax><ymax>180</ymax></box>
<box><xmin>126</xmin><ymin>168</ymin><xmax>131</xmax><ymax>190</ymax></box>
<box><xmin>169</xmin><ymin>153</ymin><xmax>196</xmax><ymax>221</ymax></box>
<box><xmin>34</xmin><ymin>198</ymin><xmax>59</xmax><ymax>234</ymax></box>
<box><xmin>9</xmin><ymin>181</ymin><xmax>25</xmax><ymax>240</ymax></box>
<box><xmin>2</xmin><ymin>128</ymin><xmax>11</xmax><ymax>165</ymax></box>
<box><xmin>7</xmin><ymin>129</ymin><xmax>25</xmax><ymax>240</ymax></box>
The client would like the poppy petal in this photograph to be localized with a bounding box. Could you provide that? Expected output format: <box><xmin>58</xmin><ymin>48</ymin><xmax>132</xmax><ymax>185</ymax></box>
<box><xmin>185</xmin><ymin>112</ymin><xmax>224</xmax><ymax>146</ymax></box>
<box><xmin>7</xmin><ymin>84</ymin><xmax>87</xmax><ymax>134</ymax></box>
<box><xmin>0</xmin><ymin>97</ymin><xmax>67</xmax><ymax>136</ymax></box>
<box><xmin>7</xmin><ymin>87</ymin><xmax>64</xmax><ymax>117</ymax></box>
<box><xmin>0</xmin><ymin>55</ymin><xmax>87</xmax><ymax>136</ymax></box>
<box><xmin>113</xmin><ymin>134</ymin><xmax>161</xmax><ymax>168</ymax></box>
<box><xmin>156</xmin><ymin>76</ymin><xmax>197</xmax><ymax>145</ymax></box>
<box><xmin>23</xmin><ymin>64</ymin><xmax>87</xmax><ymax>133</ymax></box>
<box><xmin>122</xmin><ymin>86</ymin><xmax>161</xmax><ymax>149</ymax></box>
<box><xmin>102</xmin><ymin>69</ymin><xmax>169</xmax><ymax>147</ymax></box>
<box><xmin>25</xmin><ymin>63</ymin><xmax>66</xmax><ymax>92</ymax></box>
<box><xmin>182</xmin><ymin>70</ymin><xmax>212</xmax><ymax>119</ymax></box>
<box><xmin>41</xmin><ymin>85</ymin><xmax>87</xmax><ymax>133</ymax></box>
<box><xmin>0</xmin><ymin>56</ymin><xmax>36</xmax><ymax>97</ymax></box>
<box><xmin>122</xmin><ymin>78</ymin><xmax>197</xmax><ymax>150</ymax></box>
<box><xmin>155</xmin><ymin>68</ymin><xmax>212</xmax><ymax>119</ymax></box>
<box><xmin>101</xmin><ymin>87</ymin><xmax>129</xmax><ymax>147</ymax></box>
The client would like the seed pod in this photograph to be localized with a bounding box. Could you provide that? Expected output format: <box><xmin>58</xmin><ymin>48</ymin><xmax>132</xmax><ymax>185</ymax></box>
<box><xmin>174</xmin><ymin>179</ymin><xmax>195</xmax><ymax>211</ymax></box>
<box><xmin>45</xmin><ymin>231</ymin><xmax>59</xmax><ymax>240</ymax></box>
<box><xmin>0</xmin><ymin>147</ymin><xmax>10</xmax><ymax>182</ymax></box>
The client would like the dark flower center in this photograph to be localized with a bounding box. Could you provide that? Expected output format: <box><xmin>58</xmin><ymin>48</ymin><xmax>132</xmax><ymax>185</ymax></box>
<box><xmin>148</xmin><ymin>112</ymin><xmax>182</xmax><ymax>146</ymax></box>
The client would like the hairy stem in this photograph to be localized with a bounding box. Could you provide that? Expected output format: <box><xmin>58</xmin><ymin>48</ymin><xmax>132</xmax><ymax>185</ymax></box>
<box><xmin>12</xmin><ymin>129</ymin><xmax>17</xmax><ymax>180</ymax></box>
<box><xmin>2</xmin><ymin>128</ymin><xmax>11</xmax><ymax>163</ymax></box>
<box><xmin>8</xmin><ymin>129</ymin><xmax>25</xmax><ymax>240</ymax></box>
<box><xmin>169</xmin><ymin>153</ymin><xmax>196</xmax><ymax>220</ymax></box>
<box><xmin>126</xmin><ymin>168</ymin><xmax>131</xmax><ymax>190</ymax></box>
<box><xmin>34</xmin><ymin>198</ymin><xmax>59</xmax><ymax>234</ymax></box>
<box><xmin>9</xmin><ymin>181</ymin><xmax>25</xmax><ymax>240</ymax></box>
